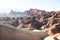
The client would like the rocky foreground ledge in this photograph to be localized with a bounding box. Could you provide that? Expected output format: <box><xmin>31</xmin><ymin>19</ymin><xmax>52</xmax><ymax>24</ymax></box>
<box><xmin>0</xmin><ymin>25</ymin><xmax>48</xmax><ymax>40</ymax></box>
<box><xmin>0</xmin><ymin>24</ymin><xmax>60</xmax><ymax>40</ymax></box>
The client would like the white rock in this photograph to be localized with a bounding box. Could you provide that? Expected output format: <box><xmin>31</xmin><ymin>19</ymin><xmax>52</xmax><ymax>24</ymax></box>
<box><xmin>32</xmin><ymin>29</ymin><xmax>41</xmax><ymax>32</ymax></box>
<box><xmin>44</xmin><ymin>36</ymin><xmax>55</xmax><ymax>40</ymax></box>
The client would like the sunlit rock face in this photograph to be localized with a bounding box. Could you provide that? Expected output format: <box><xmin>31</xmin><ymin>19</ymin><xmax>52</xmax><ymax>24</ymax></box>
<box><xmin>47</xmin><ymin>23</ymin><xmax>60</xmax><ymax>36</ymax></box>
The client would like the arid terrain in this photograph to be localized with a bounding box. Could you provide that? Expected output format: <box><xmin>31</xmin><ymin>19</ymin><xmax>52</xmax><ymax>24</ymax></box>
<box><xmin>0</xmin><ymin>9</ymin><xmax>60</xmax><ymax>40</ymax></box>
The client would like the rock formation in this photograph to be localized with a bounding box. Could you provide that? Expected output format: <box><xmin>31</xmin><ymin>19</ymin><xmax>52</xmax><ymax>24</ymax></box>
<box><xmin>0</xmin><ymin>9</ymin><xmax>60</xmax><ymax>40</ymax></box>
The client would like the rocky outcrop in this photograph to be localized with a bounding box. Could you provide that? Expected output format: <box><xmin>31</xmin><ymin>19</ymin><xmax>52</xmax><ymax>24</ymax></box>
<box><xmin>47</xmin><ymin>23</ymin><xmax>60</xmax><ymax>35</ymax></box>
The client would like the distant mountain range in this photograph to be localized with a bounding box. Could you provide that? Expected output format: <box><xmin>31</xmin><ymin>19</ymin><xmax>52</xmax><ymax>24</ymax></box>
<box><xmin>9</xmin><ymin>10</ymin><xmax>24</xmax><ymax>17</ymax></box>
<box><xmin>9</xmin><ymin>9</ymin><xmax>35</xmax><ymax>17</ymax></box>
<box><xmin>0</xmin><ymin>9</ymin><xmax>60</xmax><ymax>17</ymax></box>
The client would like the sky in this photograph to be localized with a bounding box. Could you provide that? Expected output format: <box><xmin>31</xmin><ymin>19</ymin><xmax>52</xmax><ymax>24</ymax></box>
<box><xmin>0</xmin><ymin>0</ymin><xmax>60</xmax><ymax>13</ymax></box>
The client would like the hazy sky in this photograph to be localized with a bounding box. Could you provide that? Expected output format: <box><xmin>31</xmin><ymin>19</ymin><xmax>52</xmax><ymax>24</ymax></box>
<box><xmin>0</xmin><ymin>0</ymin><xmax>60</xmax><ymax>13</ymax></box>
